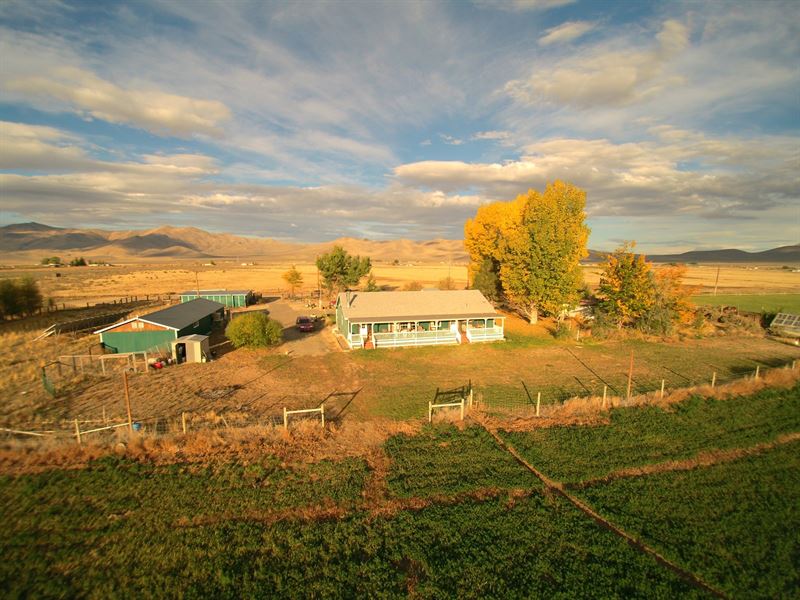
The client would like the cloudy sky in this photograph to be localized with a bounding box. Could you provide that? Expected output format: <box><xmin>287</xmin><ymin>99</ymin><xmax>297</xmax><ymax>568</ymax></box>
<box><xmin>0</xmin><ymin>0</ymin><xmax>798</xmax><ymax>252</ymax></box>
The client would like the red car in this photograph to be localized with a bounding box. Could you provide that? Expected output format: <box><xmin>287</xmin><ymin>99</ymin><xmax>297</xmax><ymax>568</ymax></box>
<box><xmin>296</xmin><ymin>316</ymin><xmax>315</xmax><ymax>332</ymax></box>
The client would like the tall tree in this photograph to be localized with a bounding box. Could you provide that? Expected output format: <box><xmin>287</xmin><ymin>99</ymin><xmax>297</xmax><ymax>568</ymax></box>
<box><xmin>464</xmin><ymin>181</ymin><xmax>590</xmax><ymax>323</ymax></box>
<box><xmin>18</xmin><ymin>277</ymin><xmax>43</xmax><ymax>315</ymax></box>
<box><xmin>470</xmin><ymin>258</ymin><xmax>501</xmax><ymax>301</ymax></box>
<box><xmin>597</xmin><ymin>242</ymin><xmax>655</xmax><ymax>328</ymax></box>
<box><xmin>316</xmin><ymin>246</ymin><xmax>371</xmax><ymax>298</ymax></box>
<box><xmin>282</xmin><ymin>265</ymin><xmax>303</xmax><ymax>297</ymax></box>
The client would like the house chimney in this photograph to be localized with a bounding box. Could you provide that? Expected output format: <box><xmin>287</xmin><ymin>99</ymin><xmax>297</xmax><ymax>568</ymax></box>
<box><xmin>346</xmin><ymin>290</ymin><xmax>352</xmax><ymax>306</ymax></box>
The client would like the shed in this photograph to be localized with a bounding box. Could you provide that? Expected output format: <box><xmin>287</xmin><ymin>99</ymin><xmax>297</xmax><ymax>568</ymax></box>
<box><xmin>171</xmin><ymin>334</ymin><xmax>210</xmax><ymax>363</ymax></box>
<box><xmin>179</xmin><ymin>289</ymin><xmax>253</xmax><ymax>308</ymax></box>
<box><xmin>94</xmin><ymin>298</ymin><xmax>225</xmax><ymax>354</ymax></box>
<box><xmin>336</xmin><ymin>290</ymin><xmax>503</xmax><ymax>349</ymax></box>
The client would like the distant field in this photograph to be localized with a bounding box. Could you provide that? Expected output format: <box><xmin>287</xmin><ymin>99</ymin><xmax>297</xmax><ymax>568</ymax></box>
<box><xmin>691</xmin><ymin>293</ymin><xmax>800</xmax><ymax>314</ymax></box>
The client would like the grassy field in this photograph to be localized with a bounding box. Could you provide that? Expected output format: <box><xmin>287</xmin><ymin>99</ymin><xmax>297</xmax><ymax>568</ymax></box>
<box><xmin>692</xmin><ymin>293</ymin><xmax>800</xmax><ymax>314</ymax></box>
<box><xmin>577</xmin><ymin>441</ymin><xmax>800</xmax><ymax>599</ymax></box>
<box><xmin>500</xmin><ymin>382</ymin><xmax>800</xmax><ymax>484</ymax></box>
<box><xmin>2</xmin><ymin>381</ymin><xmax>799</xmax><ymax>597</ymax></box>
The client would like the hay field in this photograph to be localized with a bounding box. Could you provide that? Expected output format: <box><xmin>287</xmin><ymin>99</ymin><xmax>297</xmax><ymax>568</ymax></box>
<box><xmin>0</xmin><ymin>262</ymin><xmax>470</xmax><ymax>307</ymax></box>
<box><xmin>2</xmin><ymin>260</ymin><xmax>796</xmax><ymax>309</ymax></box>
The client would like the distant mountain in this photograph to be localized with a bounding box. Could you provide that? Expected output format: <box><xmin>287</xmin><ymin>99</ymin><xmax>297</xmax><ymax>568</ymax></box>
<box><xmin>646</xmin><ymin>245</ymin><xmax>800</xmax><ymax>264</ymax></box>
<box><xmin>2</xmin><ymin>222</ymin><xmax>795</xmax><ymax>265</ymax></box>
<box><xmin>0</xmin><ymin>222</ymin><xmax>467</xmax><ymax>263</ymax></box>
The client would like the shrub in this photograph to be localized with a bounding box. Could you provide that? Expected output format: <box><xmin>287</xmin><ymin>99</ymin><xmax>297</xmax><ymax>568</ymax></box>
<box><xmin>552</xmin><ymin>320</ymin><xmax>572</xmax><ymax>339</ymax></box>
<box><xmin>225</xmin><ymin>313</ymin><xmax>283</xmax><ymax>348</ymax></box>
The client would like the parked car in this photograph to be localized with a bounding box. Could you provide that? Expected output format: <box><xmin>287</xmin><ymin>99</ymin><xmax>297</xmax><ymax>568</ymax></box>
<box><xmin>296</xmin><ymin>316</ymin><xmax>315</xmax><ymax>332</ymax></box>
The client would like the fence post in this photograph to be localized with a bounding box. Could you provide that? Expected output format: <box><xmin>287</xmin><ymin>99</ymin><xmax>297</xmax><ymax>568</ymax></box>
<box><xmin>74</xmin><ymin>419</ymin><xmax>81</xmax><ymax>445</ymax></box>
<box><xmin>283</xmin><ymin>407</ymin><xmax>288</xmax><ymax>430</ymax></box>
<box><xmin>754</xmin><ymin>365</ymin><xmax>760</xmax><ymax>379</ymax></box>
<box><xmin>660</xmin><ymin>380</ymin><xmax>665</xmax><ymax>399</ymax></box>
<box><xmin>460</xmin><ymin>399</ymin><xmax>464</xmax><ymax>421</ymax></box>
<box><xmin>536</xmin><ymin>392</ymin><xmax>541</xmax><ymax>417</ymax></box>
<box><xmin>102</xmin><ymin>406</ymin><xmax>107</xmax><ymax>424</ymax></box>
<box><xmin>321</xmin><ymin>404</ymin><xmax>325</xmax><ymax>428</ymax></box>
<box><xmin>626</xmin><ymin>350</ymin><xmax>634</xmax><ymax>399</ymax></box>
<box><xmin>602</xmin><ymin>385</ymin><xmax>607</xmax><ymax>408</ymax></box>
<box><xmin>182</xmin><ymin>412</ymin><xmax>187</xmax><ymax>434</ymax></box>
<box><xmin>428</xmin><ymin>401</ymin><xmax>432</xmax><ymax>423</ymax></box>
<box><xmin>123</xmin><ymin>371</ymin><xmax>133</xmax><ymax>433</ymax></box>
<box><xmin>711</xmin><ymin>372</ymin><xmax>716</xmax><ymax>388</ymax></box>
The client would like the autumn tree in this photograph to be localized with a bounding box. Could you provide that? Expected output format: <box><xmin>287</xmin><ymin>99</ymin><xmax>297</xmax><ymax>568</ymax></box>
<box><xmin>470</xmin><ymin>258</ymin><xmax>501</xmax><ymax>301</ymax></box>
<box><xmin>464</xmin><ymin>181</ymin><xmax>589</xmax><ymax>323</ymax></box>
<box><xmin>282</xmin><ymin>265</ymin><xmax>303</xmax><ymax>297</ymax></box>
<box><xmin>364</xmin><ymin>274</ymin><xmax>380</xmax><ymax>291</ymax></box>
<box><xmin>316</xmin><ymin>246</ymin><xmax>371</xmax><ymax>298</ymax></box>
<box><xmin>438</xmin><ymin>276</ymin><xmax>457</xmax><ymax>290</ymax></box>
<box><xmin>597</xmin><ymin>242</ymin><xmax>655</xmax><ymax>328</ymax></box>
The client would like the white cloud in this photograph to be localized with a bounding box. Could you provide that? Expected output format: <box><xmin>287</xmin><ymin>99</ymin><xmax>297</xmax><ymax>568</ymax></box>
<box><xmin>5</xmin><ymin>66</ymin><xmax>231</xmax><ymax>137</ymax></box>
<box><xmin>538</xmin><ymin>21</ymin><xmax>596</xmax><ymax>46</ymax></box>
<box><xmin>471</xmin><ymin>130</ymin><xmax>512</xmax><ymax>141</ymax></box>
<box><xmin>507</xmin><ymin>20</ymin><xmax>689</xmax><ymax>108</ymax></box>
<box><xmin>440</xmin><ymin>134</ymin><xmax>465</xmax><ymax>146</ymax></box>
<box><xmin>473</xmin><ymin>0</ymin><xmax>576</xmax><ymax>12</ymax></box>
<box><xmin>394</xmin><ymin>131</ymin><xmax>799</xmax><ymax>218</ymax></box>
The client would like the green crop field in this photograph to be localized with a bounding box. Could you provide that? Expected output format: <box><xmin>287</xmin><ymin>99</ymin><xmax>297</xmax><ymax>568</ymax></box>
<box><xmin>577</xmin><ymin>441</ymin><xmax>800</xmax><ymax>599</ymax></box>
<box><xmin>692</xmin><ymin>293</ymin><xmax>800</xmax><ymax>314</ymax></box>
<box><xmin>500</xmin><ymin>382</ymin><xmax>800</xmax><ymax>484</ymax></box>
<box><xmin>2</xmin><ymin>382</ymin><xmax>799</xmax><ymax>598</ymax></box>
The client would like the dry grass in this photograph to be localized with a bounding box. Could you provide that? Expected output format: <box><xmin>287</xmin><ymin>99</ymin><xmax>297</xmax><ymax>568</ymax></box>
<box><xmin>0</xmin><ymin>417</ymin><xmax>422</xmax><ymax>475</ymax></box>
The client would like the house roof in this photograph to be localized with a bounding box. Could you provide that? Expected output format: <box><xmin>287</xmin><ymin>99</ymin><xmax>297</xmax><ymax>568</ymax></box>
<box><xmin>179</xmin><ymin>289</ymin><xmax>251</xmax><ymax>296</ymax></box>
<box><xmin>94</xmin><ymin>298</ymin><xmax>224</xmax><ymax>333</ymax></box>
<box><xmin>337</xmin><ymin>290</ymin><xmax>498</xmax><ymax>323</ymax></box>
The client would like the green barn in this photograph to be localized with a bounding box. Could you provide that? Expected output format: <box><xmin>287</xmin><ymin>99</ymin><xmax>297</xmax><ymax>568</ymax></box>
<box><xmin>179</xmin><ymin>289</ymin><xmax>253</xmax><ymax>308</ymax></box>
<box><xmin>95</xmin><ymin>299</ymin><xmax>225</xmax><ymax>354</ymax></box>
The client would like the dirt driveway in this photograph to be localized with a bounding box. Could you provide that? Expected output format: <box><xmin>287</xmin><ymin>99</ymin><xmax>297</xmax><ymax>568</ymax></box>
<box><xmin>253</xmin><ymin>298</ymin><xmax>339</xmax><ymax>357</ymax></box>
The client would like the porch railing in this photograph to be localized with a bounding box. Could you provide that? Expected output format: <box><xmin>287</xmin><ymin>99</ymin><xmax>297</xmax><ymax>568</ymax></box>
<box><xmin>466</xmin><ymin>326</ymin><xmax>504</xmax><ymax>342</ymax></box>
<box><xmin>373</xmin><ymin>330</ymin><xmax>458</xmax><ymax>348</ymax></box>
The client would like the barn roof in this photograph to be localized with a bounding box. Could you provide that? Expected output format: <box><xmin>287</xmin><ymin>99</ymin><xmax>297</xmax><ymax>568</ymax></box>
<box><xmin>337</xmin><ymin>290</ymin><xmax>498</xmax><ymax>323</ymax></box>
<box><xmin>94</xmin><ymin>298</ymin><xmax>224</xmax><ymax>333</ymax></box>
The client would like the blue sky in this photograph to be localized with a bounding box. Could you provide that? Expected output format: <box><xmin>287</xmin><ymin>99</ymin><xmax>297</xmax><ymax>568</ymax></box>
<box><xmin>0</xmin><ymin>0</ymin><xmax>798</xmax><ymax>252</ymax></box>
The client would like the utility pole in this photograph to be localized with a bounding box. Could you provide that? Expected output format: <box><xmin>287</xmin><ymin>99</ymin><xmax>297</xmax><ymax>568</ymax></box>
<box><xmin>195</xmin><ymin>270</ymin><xmax>200</xmax><ymax>299</ymax></box>
<box><xmin>713</xmin><ymin>267</ymin><xmax>720</xmax><ymax>296</ymax></box>
<box><xmin>316</xmin><ymin>257</ymin><xmax>321</xmax><ymax>308</ymax></box>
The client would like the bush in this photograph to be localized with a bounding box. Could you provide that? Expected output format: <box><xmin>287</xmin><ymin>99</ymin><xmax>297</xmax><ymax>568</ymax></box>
<box><xmin>225</xmin><ymin>313</ymin><xmax>283</xmax><ymax>348</ymax></box>
<box><xmin>552</xmin><ymin>320</ymin><xmax>572</xmax><ymax>339</ymax></box>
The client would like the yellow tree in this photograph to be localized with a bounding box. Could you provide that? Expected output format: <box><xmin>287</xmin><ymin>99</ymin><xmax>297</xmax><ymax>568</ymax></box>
<box><xmin>597</xmin><ymin>242</ymin><xmax>655</xmax><ymax>328</ymax></box>
<box><xmin>282</xmin><ymin>265</ymin><xmax>303</xmax><ymax>297</ymax></box>
<box><xmin>465</xmin><ymin>181</ymin><xmax>589</xmax><ymax>323</ymax></box>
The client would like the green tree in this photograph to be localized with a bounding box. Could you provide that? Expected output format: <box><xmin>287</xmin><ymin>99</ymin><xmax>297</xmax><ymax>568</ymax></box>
<box><xmin>69</xmin><ymin>257</ymin><xmax>87</xmax><ymax>266</ymax></box>
<box><xmin>316</xmin><ymin>246</ymin><xmax>371</xmax><ymax>298</ymax></box>
<box><xmin>364</xmin><ymin>274</ymin><xmax>380</xmax><ymax>291</ymax></box>
<box><xmin>0</xmin><ymin>280</ymin><xmax>20</xmax><ymax>319</ymax></box>
<box><xmin>471</xmin><ymin>257</ymin><xmax>501</xmax><ymax>301</ymax></box>
<box><xmin>282</xmin><ymin>265</ymin><xmax>303</xmax><ymax>297</ymax></box>
<box><xmin>225</xmin><ymin>313</ymin><xmax>283</xmax><ymax>348</ymax></box>
<box><xmin>18</xmin><ymin>277</ymin><xmax>43</xmax><ymax>315</ymax></box>
<box><xmin>597</xmin><ymin>242</ymin><xmax>655</xmax><ymax>328</ymax></box>
<box><xmin>40</xmin><ymin>256</ymin><xmax>61</xmax><ymax>265</ymax></box>
<box><xmin>438</xmin><ymin>276</ymin><xmax>457</xmax><ymax>290</ymax></box>
<box><xmin>464</xmin><ymin>181</ymin><xmax>590</xmax><ymax>323</ymax></box>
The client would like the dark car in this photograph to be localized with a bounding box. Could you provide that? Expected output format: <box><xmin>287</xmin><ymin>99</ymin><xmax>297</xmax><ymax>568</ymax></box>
<box><xmin>296</xmin><ymin>316</ymin><xmax>315</xmax><ymax>332</ymax></box>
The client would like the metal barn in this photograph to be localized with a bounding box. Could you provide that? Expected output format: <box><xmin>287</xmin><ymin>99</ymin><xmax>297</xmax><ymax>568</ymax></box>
<box><xmin>179</xmin><ymin>289</ymin><xmax>253</xmax><ymax>308</ymax></box>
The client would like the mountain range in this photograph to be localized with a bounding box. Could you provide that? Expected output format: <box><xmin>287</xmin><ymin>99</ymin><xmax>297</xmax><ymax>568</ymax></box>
<box><xmin>1</xmin><ymin>222</ymin><xmax>797</xmax><ymax>265</ymax></box>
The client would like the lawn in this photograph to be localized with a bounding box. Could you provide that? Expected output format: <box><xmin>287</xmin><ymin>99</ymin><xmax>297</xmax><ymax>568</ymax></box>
<box><xmin>692</xmin><ymin>293</ymin><xmax>800</xmax><ymax>314</ymax></box>
<box><xmin>577</xmin><ymin>441</ymin><xmax>800</xmax><ymax>599</ymax></box>
<box><xmin>500</xmin><ymin>382</ymin><xmax>800</xmax><ymax>484</ymax></box>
